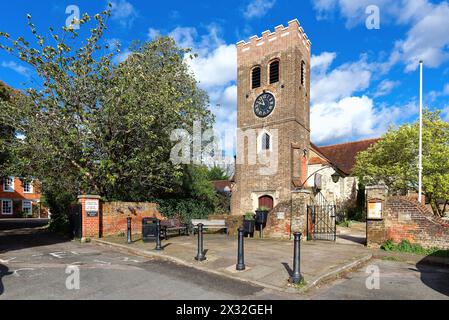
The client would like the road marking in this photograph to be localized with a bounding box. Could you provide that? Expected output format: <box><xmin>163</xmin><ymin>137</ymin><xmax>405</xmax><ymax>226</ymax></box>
<box><xmin>13</xmin><ymin>268</ymin><xmax>35</xmax><ymax>277</ymax></box>
<box><xmin>71</xmin><ymin>251</ymin><xmax>79</xmax><ymax>255</ymax></box>
<box><xmin>49</xmin><ymin>252</ymin><xmax>66</xmax><ymax>259</ymax></box>
<box><xmin>123</xmin><ymin>257</ymin><xmax>140</xmax><ymax>263</ymax></box>
<box><xmin>93</xmin><ymin>259</ymin><xmax>111</xmax><ymax>265</ymax></box>
<box><xmin>0</xmin><ymin>257</ymin><xmax>16</xmax><ymax>264</ymax></box>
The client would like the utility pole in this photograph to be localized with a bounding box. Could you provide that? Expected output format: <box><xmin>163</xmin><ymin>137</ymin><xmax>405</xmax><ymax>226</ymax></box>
<box><xmin>418</xmin><ymin>60</ymin><xmax>423</xmax><ymax>204</ymax></box>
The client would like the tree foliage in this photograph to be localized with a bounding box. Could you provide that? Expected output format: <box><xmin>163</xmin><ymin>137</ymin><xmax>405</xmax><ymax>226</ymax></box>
<box><xmin>354</xmin><ymin>110</ymin><xmax>449</xmax><ymax>216</ymax></box>
<box><xmin>0</xmin><ymin>8</ymin><xmax>218</xmax><ymax>229</ymax></box>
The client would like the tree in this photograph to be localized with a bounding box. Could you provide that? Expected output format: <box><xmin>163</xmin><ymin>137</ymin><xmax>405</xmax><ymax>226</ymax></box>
<box><xmin>207</xmin><ymin>165</ymin><xmax>229</xmax><ymax>181</ymax></box>
<box><xmin>0</xmin><ymin>81</ymin><xmax>17</xmax><ymax>168</ymax></box>
<box><xmin>353</xmin><ymin>110</ymin><xmax>449</xmax><ymax>216</ymax></box>
<box><xmin>0</xmin><ymin>8</ymin><xmax>214</xmax><ymax>228</ymax></box>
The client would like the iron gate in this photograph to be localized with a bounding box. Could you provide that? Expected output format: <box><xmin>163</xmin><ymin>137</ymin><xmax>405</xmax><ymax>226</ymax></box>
<box><xmin>307</xmin><ymin>205</ymin><xmax>337</xmax><ymax>241</ymax></box>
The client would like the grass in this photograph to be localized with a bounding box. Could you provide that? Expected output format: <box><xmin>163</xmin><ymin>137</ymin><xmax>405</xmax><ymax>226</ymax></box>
<box><xmin>381</xmin><ymin>239</ymin><xmax>449</xmax><ymax>257</ymax></box>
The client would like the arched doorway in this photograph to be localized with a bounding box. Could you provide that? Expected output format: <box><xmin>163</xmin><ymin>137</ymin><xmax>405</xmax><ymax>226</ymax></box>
<box><xmin>258</xmin><ymin>195</ymin><xmax>274</xmax><ymax>210</ymax></box>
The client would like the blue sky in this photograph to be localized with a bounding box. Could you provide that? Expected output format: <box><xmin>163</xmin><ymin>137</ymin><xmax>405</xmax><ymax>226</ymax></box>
<box><xmin>1</xmin><ymin>0</ymin><xmax>449</xmax><ymax>150</ymax></box>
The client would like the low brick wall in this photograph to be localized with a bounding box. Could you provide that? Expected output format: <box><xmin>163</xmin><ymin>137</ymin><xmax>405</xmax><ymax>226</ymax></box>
<box><xmin>367</xmin><ymin>187</ymin><xmax>449</xmax><ymax>249</ymax></box>
<box><xmin>102</xmin><ymin>202</ymin><xmax>164</xmax><ymax>237</ymax></box>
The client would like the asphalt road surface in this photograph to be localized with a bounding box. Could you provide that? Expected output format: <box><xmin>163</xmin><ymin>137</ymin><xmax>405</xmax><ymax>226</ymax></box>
<box><xmin>1</xmin><ymin>219</ymin><xmax>448</xmax><ymax>300</ymax></box>
<box><xmin>0</xmin><ymin>222</ymin><xmax>292</xmax><ymax>300</ymax></box>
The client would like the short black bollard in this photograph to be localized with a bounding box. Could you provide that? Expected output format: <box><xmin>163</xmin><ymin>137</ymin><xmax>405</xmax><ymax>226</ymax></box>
<box><xmin>195</xmin><ymin>223</ymin><xmax>206</xmax><ymax>261</ymax></box>
<box><xmin>155</xmin><ymin>219</ymin><xmax>163</xmax><ymax>251</ymax></box>
<box><xmin>289</xmin><ymin>232</ymin><xmax>303</xmax><ymax>284</ymax></box>
<box><xmin>127</xmin><ymin>217</ymin><xmax>132</xmax><ymax>244</ymax></box>
<box><xmin>236</xmin><ymin>227</ymin><xmax>245</xmax><ymax>271</ymax></box>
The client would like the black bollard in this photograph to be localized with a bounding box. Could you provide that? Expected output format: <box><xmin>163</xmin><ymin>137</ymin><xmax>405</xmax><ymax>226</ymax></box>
<box><xmin>195</xmin><ymin>223</ymin><xmax>206</xmax><ymax>261</ymax></box>
<box><xmin>127</xmin><ymin>217</ymin><xmax>132</xmax><ymax>244</ymax></box>
<box><xmin>155</xmin><ymin>219</ymin><xmax>163</xmax><ymax>251</ymax></box>
<box><xmin>289</xmin><ymin>232</ymin><xmax>303</xmax><ymax>284</ymax></box>
<box><xmin>236</xmin><ymin>227</ymin><xmax>246</xmax><ymax>271</ymax></box>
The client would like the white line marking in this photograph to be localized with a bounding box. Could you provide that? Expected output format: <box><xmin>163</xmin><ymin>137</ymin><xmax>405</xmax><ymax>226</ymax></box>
<box><xmin>13</xmin><ymin>268</ymin><xmax>34</xmax><ymax>277</ymax></box>
<box><xmin>0</xmin><ymin>257</ymin><xmax>16</xmax><ymax>264</ymax></box>
<box><xmin>49</xmin><ymin>252</ymin><xmax>66</xmax><ymax>259</ymax></box>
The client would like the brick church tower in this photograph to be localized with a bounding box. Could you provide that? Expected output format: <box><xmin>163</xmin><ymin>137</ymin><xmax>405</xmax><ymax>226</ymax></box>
<box><xmin>231</xmin><ymin>19</ymin><xmax>312</xmax><ymax>217</ymax></box>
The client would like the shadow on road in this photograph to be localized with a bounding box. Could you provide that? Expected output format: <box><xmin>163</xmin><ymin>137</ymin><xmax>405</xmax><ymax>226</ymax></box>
<box><xmin>0</xmin><ymin>264</ymin><xmax>13</xmax><ymax>296</ymax></box>
<box><xmin>416</xmin><ymin>251</ymin><xmax>449</xmax><ymax>297</ymax></box>
<box><xmin>0</xmin><ymin>220</ymin><xmax>71</xmax><ymax>254</ymax></box>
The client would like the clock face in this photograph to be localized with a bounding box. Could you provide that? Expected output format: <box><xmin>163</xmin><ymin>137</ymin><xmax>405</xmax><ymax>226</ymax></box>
<box><xmin>254</xmin><ymin>92</ymin><xmax>275</xmax><ymax>118</ymax></box>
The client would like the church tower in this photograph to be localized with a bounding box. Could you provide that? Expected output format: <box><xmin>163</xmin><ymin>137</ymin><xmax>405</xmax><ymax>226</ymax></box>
<box><xmin>231</xmin><ymin>19</ymin><xmax>312</xmax><ymax>216</ymax></box>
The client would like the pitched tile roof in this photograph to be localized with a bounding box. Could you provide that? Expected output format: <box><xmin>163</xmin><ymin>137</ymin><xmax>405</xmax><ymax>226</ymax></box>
<box><xmin>313</xmin><ymin>138</ymin><xmax>381</xmax><ymax>175</ymax></box>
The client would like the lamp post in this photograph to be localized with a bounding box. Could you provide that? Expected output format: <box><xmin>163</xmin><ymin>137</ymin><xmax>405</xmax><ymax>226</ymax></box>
<box><xmin>296</xmin><ymin>164</ymin><xmax>341</xmax><ymax>190</ymax></box>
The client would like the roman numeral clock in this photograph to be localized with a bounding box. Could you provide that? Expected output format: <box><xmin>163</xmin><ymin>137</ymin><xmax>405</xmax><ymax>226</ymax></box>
<box><xmin>254</xmin><ymin>92</ymin><xmax>275</xmax><ymax>118</ymax></box>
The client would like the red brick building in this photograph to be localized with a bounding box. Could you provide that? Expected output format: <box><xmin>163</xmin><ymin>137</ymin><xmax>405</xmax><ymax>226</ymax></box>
<box><xmin>0</xmin><ymin>177</ymin><xmax>44</xmax><ymax>218</ymax></box>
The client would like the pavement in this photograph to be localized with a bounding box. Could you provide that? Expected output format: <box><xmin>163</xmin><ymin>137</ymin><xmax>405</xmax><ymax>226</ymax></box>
<box><xmin>96</xmin><ymin>232</ymin><xmax>373</xmax><ymax>293</ymax></box>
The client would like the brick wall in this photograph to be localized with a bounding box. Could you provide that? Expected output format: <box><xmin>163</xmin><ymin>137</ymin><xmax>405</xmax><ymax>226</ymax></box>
<box><xmin>102</xmin><ymin>202</ymin><xmax>164</xmax><ymax>237</ymax></box>
<box><xmin>366</xmin><ymin>186</ymin><xmax>449</xmax><ymax>249</ymax></box>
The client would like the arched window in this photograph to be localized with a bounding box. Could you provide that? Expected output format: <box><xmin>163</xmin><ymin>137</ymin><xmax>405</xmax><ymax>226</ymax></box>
<box><xmin>262</xmin><ymin>132</ymin><xmax>271</xmax><ymax>151</ymax></box>
<box><xmin>269</xmin><ymin>60</ymin><xmax>280</xmax><ymax>84</ymax></box>
<box><xmin>251</xmin><ymin>66</ymin><xmax>261</xmax><ymax>89</ymax></box>
<box><xmin>301</xmin><ymin>60</ymin><xmax>306</xmax><ymax>87</ymax></box>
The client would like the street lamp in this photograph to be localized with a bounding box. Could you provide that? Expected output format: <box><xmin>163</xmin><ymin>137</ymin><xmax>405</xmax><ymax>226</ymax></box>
<box><xmin>296</xmin><ymin>165</ymin><xmax>341</xmax><ymax>190</ymax></box>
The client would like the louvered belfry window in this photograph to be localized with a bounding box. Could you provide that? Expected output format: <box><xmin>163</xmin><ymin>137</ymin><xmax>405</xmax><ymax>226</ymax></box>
<box><xmin>269</xmin><ymin>60</ymin><xmax>280</xmax><ymax>84</ymax></box>
<box><xmin>252</xmin><ymin>66</ymin><xmax>261</xmax><ymax>89</ymax></box>
<box><xmin>301</xmin><ymin>61</ymin><xmax>306</xmax><ymax>86</ymax></box>
<box><xmin>262</xmin><ymin>133</ymin><xmax>270</xmax><ymax>150</ymax></box>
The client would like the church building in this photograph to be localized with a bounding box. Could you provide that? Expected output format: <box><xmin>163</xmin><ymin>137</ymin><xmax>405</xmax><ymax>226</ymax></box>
<box><xmin>230</xmin><ymin>19</ymin><xmax>378</xmax><ymax>237</ymax></box>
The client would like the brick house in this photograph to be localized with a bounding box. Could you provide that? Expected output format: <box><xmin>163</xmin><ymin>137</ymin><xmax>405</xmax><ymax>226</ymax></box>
<box><xmin>0</xmin><ymin>177</ymin><xmax>45</xmax><ymax>218</ymax></box>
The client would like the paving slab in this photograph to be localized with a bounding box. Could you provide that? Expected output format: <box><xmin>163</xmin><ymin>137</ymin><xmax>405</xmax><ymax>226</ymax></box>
<box><xmin>94</xmin><ymin>233</ymin><xmax>373</xmax><ymax>293</ymax></box>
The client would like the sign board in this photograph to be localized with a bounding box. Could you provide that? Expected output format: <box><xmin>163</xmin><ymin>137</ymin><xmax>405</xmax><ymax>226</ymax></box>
<box><xmin>367</xmin><ymin>200</ymin><xmax>383</xmax><ymax>220</ymax></box>
<box><xmin>86</xmin><ymin>200</ymin><xmax>99</xmax><ymax>217</ymax></box>
<box><xmin>277</xmin><ymin>212</ymin><xmax>285</xmax><ymax>220</ymax></box>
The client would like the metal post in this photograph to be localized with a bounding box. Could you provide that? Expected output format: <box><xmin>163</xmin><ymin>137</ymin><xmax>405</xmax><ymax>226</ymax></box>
<box><xmin>289</xmin><ymin>232</ymin><xmax>303</xmax><ymax>284</ymax></box>
<box><xmin>236</xmin><ymin>227</ymin><xmax>245</xmax><ymax>271</ymax></box>
<box><xmin>155</xmin><ymin>219</ymin><xmax>163</xmax><ymax>251</ymax></box>
<box><xmin>418</xmin><ymin>60</ymin><xmax>423</xmax><ymax>204</ymax></box>
<box><xmin>127</xmin><ymin>217</ymin><xmax>132</xmax><ymax>244</ymax></box>
<box><xmin>195</xmin><ymin>223</ymin><xmax>206</xmax><ymax>261</ymax></box>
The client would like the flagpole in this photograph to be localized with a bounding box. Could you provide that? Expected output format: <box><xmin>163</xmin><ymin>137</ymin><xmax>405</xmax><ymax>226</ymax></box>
<box><xmin>418</xmin><ymin>60</ymin><xmax>423</xmax><ymax>204</ymax></box>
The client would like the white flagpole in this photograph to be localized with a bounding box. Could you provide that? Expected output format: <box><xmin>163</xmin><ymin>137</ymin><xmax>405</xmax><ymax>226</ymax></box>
<box><xmin>418</xmin><ymin>60</ymin><xmax>423</xmax><ymax>204</ymax></box>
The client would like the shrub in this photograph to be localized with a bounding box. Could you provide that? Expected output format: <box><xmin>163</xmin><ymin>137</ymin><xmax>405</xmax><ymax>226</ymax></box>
<box><xmin>380</xmin><ymin>239</ymin><xmax>449</xmax><ymax>257</ymax></box>
<box><xmin>151</xmin><ymin>198</ymin><xmax>214</xmax><ymax>223</ymax></box>
<box><xmin>244</xmin><ymin>212</ymin><xmax>255</xmax><ymax>220</ymax></box>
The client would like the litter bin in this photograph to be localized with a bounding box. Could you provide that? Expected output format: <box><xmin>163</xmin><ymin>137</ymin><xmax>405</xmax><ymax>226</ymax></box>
<box><xmin>142</xmin><ymin>218</ymin><xmax>159</xmax><ymax>243</ymax></box>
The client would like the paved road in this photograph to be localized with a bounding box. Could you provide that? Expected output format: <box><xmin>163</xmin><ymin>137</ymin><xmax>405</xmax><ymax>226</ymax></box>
<box><xmin>1</xmin><ymin>220</ymin><xmax>448</xmax><ymax>300</ymax></box>
<box><xmin>308</xmin><ymin>259</ymin><xmax>449</xmax><ymax>300</ymax></box>
<box><xmin>0</xmin><ymin>224</ymin><xmax>292</xmax><ymax>300</ymax></box>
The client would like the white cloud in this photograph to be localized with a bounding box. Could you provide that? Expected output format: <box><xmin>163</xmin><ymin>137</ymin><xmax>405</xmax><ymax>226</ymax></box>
<box><xmin>393</xmin><ymin>2</ymin><xmax>449</xmax><ymax>72</ymax></box>
<box><xmin>110</xmin><ymin>0</ymin><xmax>138</xmax><ymax>28</ymax></box>
<box><xmin>374</xmin><ymin>79</ymin><xmax>401</xmax><ymax>97</ymax></box>
<box><xmin>243</xmin><ymin>0</ymin><xmax>276</xmax><ymax>19</ymax></box>
<box><xmin>113</xmin><ymin>49</ymin><xmax>132</xmax><ymax>64</ymax></box>
<box><xmin>147</xmin><ymin>28</ymin><xmax>161</xmax><ymax>41</ymax></box>
<box><xmin>310</xmin><ymin>52</ymin><xmax>408</xmax><ymax>144</ymax></box>
<box><xmin>311</xmin><ymin>0</ymin><xmax>449</xmax><ymax>72</ymax></box>
<box><xmin>1</xmin><ymin>61</ymin><xmax>31</xmax><ymax>77</ymax></box>
<box><xmin>311</xmin><ymin>53</ymin><xmax>372</xmax><ymax>104</ymax></box>
<box><xmin>444</xmin><ymin>84</ymin><xmax>449</xmax><ymax>95</ymax></box>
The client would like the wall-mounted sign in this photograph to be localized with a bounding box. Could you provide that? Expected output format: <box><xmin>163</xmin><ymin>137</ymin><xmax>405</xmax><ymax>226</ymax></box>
<box><xmin>277</xmin><ymin>212</ymin><xmax>285</xmax><ymax>220</ymax></box>
<box><xmin>86</xmin><ymin>200</ymin><xmax>99</xmax><ymax>217</ymax></box>
<box><xmin>367</xmin><ymin>200</ymin><xmax>383</xmax><ymax>220</ymax></box>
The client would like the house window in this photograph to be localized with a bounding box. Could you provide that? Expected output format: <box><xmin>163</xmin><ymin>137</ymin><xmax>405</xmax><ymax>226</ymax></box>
<box><xmin>2</xmin><ymin>200</ymin><xmax>13</xmax><ymax>215</ymax></box>
<box><xmin>3</xmin><ymin>177</ymin><xmax>14</xmax><ymax>192</ymax></box>
<box><xmin>262</xmin><ymin>132</ymin><xmax>271</xmax><ymax>150</ymax></box>
<box><xmin>23</xmin><ymin>181</ymin><xmax>33</xmax><ymax>194</ymax></box>
<box><xmin>301</xmin><ymin>61</ymin><xmax>306</xmax><ymax>87</ymax></box>
<box><xmin>251</xmin><ymin>66</ymin><xmax>261</xmax><ymax>89</ymax></box>
<box><xmin>269</xmin><ymin>60</ymin><xmax>280</xmax><ymax>84</ymax></box>
<box><xmin>22</xmin><ymin>201</ymin><xmax>32</xmax><ymax>216</ymax></box>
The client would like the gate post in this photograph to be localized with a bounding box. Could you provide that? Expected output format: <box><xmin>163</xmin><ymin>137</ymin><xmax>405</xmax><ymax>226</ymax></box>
<box><xmin>78</xmin><ymin>195</ymin><xmax>102</xmax><ymax>240</ymax></box>
<box><xmin>291</xmin><ymin>190</ymin><xmax>311</xmax><ymax>240</ymax></box>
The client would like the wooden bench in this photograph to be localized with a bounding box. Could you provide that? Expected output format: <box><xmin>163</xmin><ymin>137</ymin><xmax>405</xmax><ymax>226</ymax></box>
<box><xmin>160</xmin><ymin>217</ymin><xmax>189</xmax><ymax>239</ymax></box>
<box><xmin>190</xmin><ymin>219</ymin><xmax>229</xmax><ymax>235</ymax></box>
